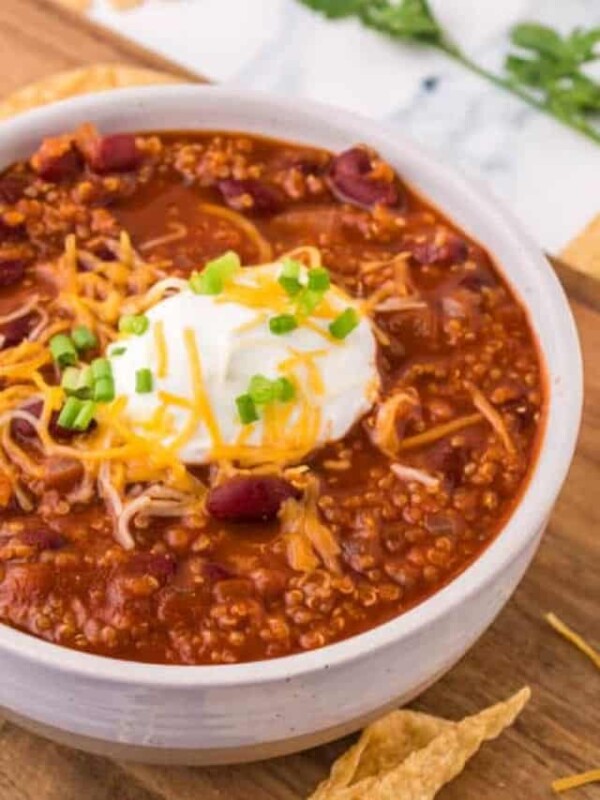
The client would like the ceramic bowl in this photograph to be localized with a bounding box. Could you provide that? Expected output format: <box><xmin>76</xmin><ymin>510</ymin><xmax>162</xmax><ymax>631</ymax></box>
<box><xmin>0</xmin><ymin>86</ymin><xmax>582</xmax><ymax>764</ymax></box>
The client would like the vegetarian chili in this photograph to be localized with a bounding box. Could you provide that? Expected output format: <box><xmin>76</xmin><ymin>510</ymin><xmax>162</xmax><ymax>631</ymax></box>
<box><xmin>0</xmin><ymin>126</ymin><xmax>544</xmax><ymax>664</ymax></box>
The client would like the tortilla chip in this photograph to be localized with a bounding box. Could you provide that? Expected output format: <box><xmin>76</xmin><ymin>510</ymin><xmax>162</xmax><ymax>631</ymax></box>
<box><xmin>109</xmin><ymin>0</ymin><xmax>144</xmax><ymax>8</ymax></box>
<box><xmin>561</xmin><ymin>214</ymin><xmax>600</xmax><ymax>278</ymax></box>
<box><xmin>0</xmin><ymin>64</ymin><xmax>186</xmax><ymax>121</ymax></box>
<box><xmin>309</xmin><ymin>688</ymin><xmax>530</xmax><ymax>800</ymax></box>
<box><xmin>51</xmin><ymin>0</ymin><xmax>91</xmax><ymax>11</ymax></box>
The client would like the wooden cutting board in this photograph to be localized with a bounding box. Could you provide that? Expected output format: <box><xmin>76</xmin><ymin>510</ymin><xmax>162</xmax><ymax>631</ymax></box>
<box><xmin>0</xmin><ymin>2</ymin><xmax>598</xmax><ymax>798</ymax></box>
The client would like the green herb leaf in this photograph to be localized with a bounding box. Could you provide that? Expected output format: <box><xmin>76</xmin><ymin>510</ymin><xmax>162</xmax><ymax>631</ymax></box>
<box><xmin>363</xmin><ymin>0</ymin><xmax>443</xmax><ymax>42</ymax></box>
<box><xmin>297</xmin><ymin>0</ymin><xmax>600</xmax><ymax>146</ymax></box>
<box><xmin>298</xmin><ymin>0</ymin><xmax>370</xmax><ymax>19</ymax></box>
<box><xmin>510</xmin><ymin>23</ymin><xmax>566</xmax><ymax>60</ymax></box>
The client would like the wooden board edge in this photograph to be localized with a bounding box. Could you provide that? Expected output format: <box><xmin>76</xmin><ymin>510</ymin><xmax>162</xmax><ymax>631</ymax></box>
<box><xmin>36</xmin><ymin>0</ymin><xmax>208</xmax><ymax>82</ymax></box>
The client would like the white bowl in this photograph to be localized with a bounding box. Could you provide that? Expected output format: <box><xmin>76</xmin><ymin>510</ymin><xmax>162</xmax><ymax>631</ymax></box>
<box><xmin>0</xmin><ymin>86</ymin><xmax>582</xmax><ymax>764</ymax></box>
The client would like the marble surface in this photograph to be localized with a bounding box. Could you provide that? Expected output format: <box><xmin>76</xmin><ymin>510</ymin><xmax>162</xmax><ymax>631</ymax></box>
<box><xmin>90</xmin><ymin>0</ymin><xmax>600</xmax><ymax>251</ymax></box>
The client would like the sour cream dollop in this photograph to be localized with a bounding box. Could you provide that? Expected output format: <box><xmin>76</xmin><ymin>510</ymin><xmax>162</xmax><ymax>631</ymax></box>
<box><xmin>109</xmin><ymin>261</ymin><xmax>379</xmax><ymax>465</ymax></box>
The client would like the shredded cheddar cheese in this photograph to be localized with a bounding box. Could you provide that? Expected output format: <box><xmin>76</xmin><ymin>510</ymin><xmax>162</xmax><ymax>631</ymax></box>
<box><xmin>154</xmin><ymin>320</ymin><xmax>168</xmax><ymax>378</ymax></box>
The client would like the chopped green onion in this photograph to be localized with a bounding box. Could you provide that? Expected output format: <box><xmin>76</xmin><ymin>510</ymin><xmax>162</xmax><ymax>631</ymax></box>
<box><xmin>307</xmin><ymin>267</ymin><xmax>330</xmax><ymax>292</ymax></box>
<box><xmin>269</xmin><ymin>314</ymin><xmax>298</xmax><ymax>335</ymax></box>
<box><xmin>76</xmin><ymin>366</ymin><xmax>94</xmax><ymax>398</ymax></box>
<box><xmin>135</xmin><ymin>368</ymin><xmax>153</xmax><ymax>394</ymax></box>
<box><xmin>189</xmin><ymin>250</ymin><xmax>240</xmax><ymax>295</ymax></box>
<box><xmin>61</xmin><ymin>367</ymin><xmax>81</xmax><ymax>396</ymax></box>
<box><xmin>61</xmin><ymin>366</ymin><xmax>94</xmax><ymax>399</ymax></box>
<box><xmin>118</xmin><ymin>314</ymin><xmax>149</xmax><ymax>336</ymax></box>
<box><xmin>189</xmin><ymin>269</ymin><xmax>220</xmax><ymax>295</ymax></box>
<box><xmin>49</xmin><ymin>334</ymin><xmax>77</xmax><ymax>369</ymax></box>
<box><xmin>57</xmin><ymin>397</ymin><xmax>82</xmax><ymax>430</ymax></box>
<box><xmin>91</xmin><ymin>358</ymin><xmax>112</xmax><ymax>381</ymax></box>
<box><xmin>110</xmin><ymin>346</ymin><xmax>126</xmax><ymax>357</ymax></box>
<box><xmin>248</xmin><ymin>374</ymin><xmax>275</xmax><ymax>405</ymax></box>
<box><xmin>93</xmin><ymin>377</ymin><xmax>115</xmax><ymax>403</ymax></box>
<box><xmin>296</xmin><ymin>289</ymin><xmax>323</xmax><ymax>317</ymax></box>
<box><xmin>71</xmin><ymin>325</ymin><xmax>98</xmax><ymax>352</ymax></box>
<box><xmin>72</xmin><ymin>400</ymin><xmax>96</xmax><ymax>432</ymax></box>
<box><xmin>236</xmin><ymin>393</ymin><xmax>259</xmax><ymax>425</ymax></box>
<box><xmin>329</xmin><ymin>307</ymin><xmax>360</xmax><ymax>340</ymax></box>
<box><xmin>273</xmin><ymin>376</ymin><xmax>295</xmax><ymax>402</ymax></box>
<box><xmin>278</xmin><ymin>259</ymin><xmax>302</xmax><ymax>296</ymax></box>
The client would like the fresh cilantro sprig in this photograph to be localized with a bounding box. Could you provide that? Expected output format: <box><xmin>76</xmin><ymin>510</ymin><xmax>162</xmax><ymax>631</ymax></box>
<box><xmin>298</xmin><ymin>0</ymin><xmax>600</xmax><ymax>146</ymax></box>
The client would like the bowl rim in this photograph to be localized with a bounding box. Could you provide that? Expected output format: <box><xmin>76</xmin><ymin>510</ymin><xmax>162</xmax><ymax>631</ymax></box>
<box><xmin>0</xmin><ymin>85</ymin><xmax>583</xmax><ymax>688</ymax></box>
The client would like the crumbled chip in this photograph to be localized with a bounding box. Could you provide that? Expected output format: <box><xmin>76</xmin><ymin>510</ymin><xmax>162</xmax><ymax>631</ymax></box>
<box><xmin>109</xmin><ymin>0</ymin><xmax>144</xmax><ymax>8</ymax></box>
<box><xmin>52</xmin><ymin>0</ymin><xmax>91</xmax><ymax>10</ymax></box>
<box><xmin>309</xmin><ymin>688</ymin><xmax>530</xmax><ymax>800</ymax></box>
<box><xmin>0</xmin><ymin>65</ymin><xmax>185</xmax><ymax>121</ymax></box>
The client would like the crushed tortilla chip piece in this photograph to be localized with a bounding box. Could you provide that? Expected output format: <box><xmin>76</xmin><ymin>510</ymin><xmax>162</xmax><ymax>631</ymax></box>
<box><xmin>546</xmin><ymin>612</ymin><xmax>600</xmax><ymax>670</ymax></box>
<box><xmin>109</xmin><ymin>0</ymin><xmax>144</xmax><ymax>8</ymax></box>
<box><xmin>0</xmin><ymin>64</ymin><xmax>186</xmax><ymax>121</ymax></box>
<box><xmin>309</xmin><ymin>688</ymin><xmax>530</xmax><ymax>800</ymax></box>
<box><xmin>552</xmin><ymin>769</ymin><xmax>600</xmax><ymax>794</ymax></box>
<box><xmin>52</xmin><ymin>0</ymin><xmax>91</xmax><ymax>10</ymax></box>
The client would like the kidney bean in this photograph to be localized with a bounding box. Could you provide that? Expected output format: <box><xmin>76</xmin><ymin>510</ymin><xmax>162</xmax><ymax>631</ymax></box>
<box><xmin>87</xmin><ymin>134</ymin><xmax>142</xmax><ymax>174</ymax></box>
<box><xmin>327</xmin><ymin>147</ymin><xmax>399</xmax><ymax>209</ymax></box>
<box><xmin>218</xmin><ymin>178</ymin><xmax>283</xmax><ymax>215</ymax></box>
<box><xmin>203</xmin><ymin>562</ymin><xmax>234</xmax><ymax>583</ymax></box>
<box><xmin>0</xmin><ymin>312</ymin><xmax>36</xmax><ymax>349</ymax></box>
<box><xmin>0</xmin><ymin>175</ymin><xmax>28</xmax><ymax>204</ymax></box>
<box><xmin>32</xmin><ymin>144</ymin><xmax>83</xmax><ymax>183</ymax></box>
<box><xmin>20</xmin><ymin>528</ymin><xmax>65</xmax><ymax>550</ymax></box>
<box><xmin>409</xmin><ymin>234</ymin><xmax>468</xmax><ymax>267</ymax></box>
<box><xmin>128</xmin><ymin>552</ymin><xmax>177</xmax><ymax>584</ymax></box>
<box><xmin>10</xmin><ymin>399</ymin><xmax>96</xmax><ymax>441</ymax></box>
<box><xmin>207</xmin><ymin>476</ymin><xmax>300</xmax><ymax>523</ymax></box>
<box><xmin>0</xmin><ymin>258</ymin><xmax>27</xmax><ymax>288</ymax></box>
<box><xmin>41</xmin><ymin>457</ymin><xmax>84</xmax><ymax>490</ymax></box>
